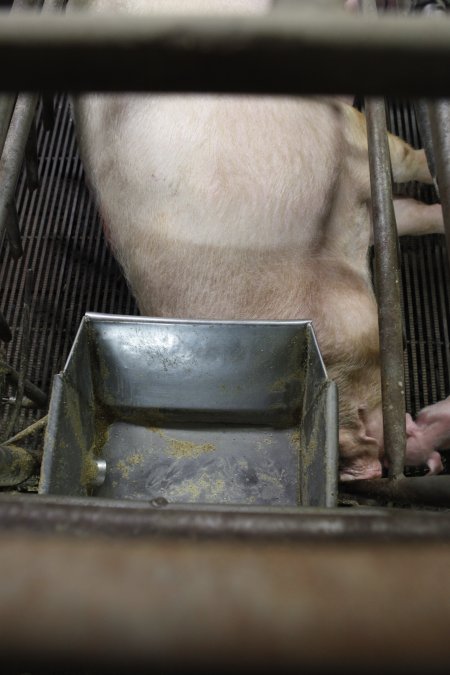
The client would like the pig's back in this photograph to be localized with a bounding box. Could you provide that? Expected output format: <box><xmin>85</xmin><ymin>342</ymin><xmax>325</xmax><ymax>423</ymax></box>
<box><xmin>75</xmin><ymin>94</ymin><xmax>347</xmax><ymax>254</ymax></box>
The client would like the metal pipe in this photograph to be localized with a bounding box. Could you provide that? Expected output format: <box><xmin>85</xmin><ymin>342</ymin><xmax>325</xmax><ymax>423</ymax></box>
<box><xmin>24</xmin><ymin>117</ymin><xmax>39</xmax><ymax>191</ymax></box>
<box><xmin>342</xmin><ymin>474</ymin><xmax>450</xmax><ymax>506</ymax></box>
<box><xmin>428</xmin><ymin>100</ymin><xmax>450</xmax><ymax>271</ymax></box>
<box><xmin>0</xmin><ymin>360</ymin><xmax>47</xmax><ymax>407</ymax></box>
<box><xmin>5</xmin><ymin>201</ymin><xmax>22</xmax><ymax>259</ymax></box>
<box><xmin>0</xmin><ymin>11</ymin><xmax>450</xmax><ymax>95</ymax></box>
<box><xmin>0</xmin><ymin>533</ymin><xmax>450</xmax><ymax>671</ymax></box>
<box><xmin>413</xmin><ymin>0</ymin><xmax>450</xmax><ymax>272</ymax></box>
<box><xmin>3</xmin><ymin>269</ymin><xmax>32</xmax><ymax>440</ymax></box>
<box><xmin>3</xmin><ymin>493</ymin><xmax>450</xmax><ymax>540</ymax></box>
<box><xmin>3</xmin><ymin>412</ymin><xmax>47</xmax><ymax>445</ymax></box>
<box><xmin>362</xmin><ymin>0</ymin><xmax>405</xmax><ymax>480</ymax></box>
<box><xmin>365</xmin><ymin>100</ymin><xmax>406</xmax><ymax>478</ymax></box>
<box><xmin>0</xmin><ymin>92</ymin><xmax>38</xmax><ymax>248</ymax></box>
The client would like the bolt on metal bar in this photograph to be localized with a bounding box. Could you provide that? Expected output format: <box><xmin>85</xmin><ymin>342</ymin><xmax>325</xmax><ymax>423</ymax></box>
<box><xmin>0</xmin><ymin>360</ymin><xmax>47</xmax><ymax>407</ymax></box>
<box><xmin>0</xmin><ymin>10</ymin><xmax>450</xmax><ymax>95</ymax></box>
<box><xmin>363</xmin><ymin>0</ymin><xmax>405</xmax><ymax>479</ymax></box>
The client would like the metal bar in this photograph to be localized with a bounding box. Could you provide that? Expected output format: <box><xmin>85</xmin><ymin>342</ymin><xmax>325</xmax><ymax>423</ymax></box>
<box><xmin>365</xmin><ymin>97</ymin><xmax>406</xmax><ymax>479</ymax></box>
<box><xmin>343</xmin><ymin>474</ymin><xmax>450</xmax><ymax>506</ymax></box>
<box><xmin>0</xmin><ymin>95</ymin><xmax>15</xmax><ymax>158</ymax></box>
<box><xmin>413</xmin><ymin>0</ymin><xmax>450</xmax><ymax>272</ymax></box>
<box><xmin>5</xmin><ymin>201</ymin><xmax>22</xmax><ymax>259</ymax></box>
<box><xmin>41</xmin><ymin>93</ymin><xmax>54</xmax><ymax>131</ymax></box>
<box><xmin>3</xmin><ymin>412</ymin><xmax>47</xmax><ymax>445</ymax></box>
<box><xmin>0</xmin><ymin>312</ymin><xmax>11</xmax><ymax>342</ymax></box>
<box><xmin>0</xmin><ymin>11</ymin><xmax>450</xmax><ymax>95</ymax></box>
<box><xmin>4</xmin><ymin>494</ymin><xmax>450</xmax><ymax>539</ymax></box>
<box><xmin>0</xmin><ymin>533</ymin><xmax>450</xmax><ymax>671</ymax></box>
<box><xmin>3</xmin><ymin>269</ymin><xmax>32</xmax><ymax>440</ymax></box>
<box><xmin>0</xmin><ymin>360</ymin><xmax>47</xmax><ymax>407</ymax></box>
<box><xmin>363</xmin><ymin>0</ymin><xmax>406</xmax><ymax>478</ymax></box>
<box><xmin>428</xmin><ymin>100</ymin><xmax>450</xmax><ymax>271</ymax></box>
<box><xmin>24</xmin><ymin>117</ymin><xmax>39</xmax><ymax>191</ymax></box>
<box><xmin>0</xmin><ymin>92</ymin><xmax>38</xmax><ymax>246</ymax></box>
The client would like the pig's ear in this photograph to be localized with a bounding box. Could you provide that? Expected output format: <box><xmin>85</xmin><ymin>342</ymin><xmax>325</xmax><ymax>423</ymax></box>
<box><xmin>405</xmin><ymin>412</ymin><xmax>419</xmax><ymax>437</ymax></box>
<box><xmin>357</xmin><ymin>405</ymin><xmax>382</xmax><ymax>446</ymax></box>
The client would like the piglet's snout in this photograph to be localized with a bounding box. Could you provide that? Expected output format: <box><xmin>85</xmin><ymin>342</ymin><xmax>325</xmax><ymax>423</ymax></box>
<box><xmin>405</xmin><ymin>413</ymin><xmax>444</xmax><ymax>475</ymax></box>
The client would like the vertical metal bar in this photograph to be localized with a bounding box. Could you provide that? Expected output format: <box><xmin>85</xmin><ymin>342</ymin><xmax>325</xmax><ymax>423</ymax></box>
<box><xmin>0</xmin><ymin>95</ymin><xmax>16</xmax><ymax>159</ymax></box>
<box><xmin>363</xmin><ymin>0</ymin><xmax>405</xmax><ymax>479</ymax></box>
<box><xmin>41</xmin><ymin>94</ymin><xmax>54</xmax><ymax>132</ymax></box>
<box><xmin>24</xmin><ymin>118</ymin><xmax>39</xmax><ymax>192</ymax></box>
<box><xmin>0</xmin><ymin>93</ymin><xmax>39</xmax><ymax>247</ymax></box>
<box><xmin>3</xmin><ymin>269</ymin><xmax>32</xmax><ymax>440</ymax></box>
<box><xmin>5</xmin><ymin>201</ymin><xmax>22</xmax><ymax>259</ymax></box>
<box><xmin>366</xmin><ymin>98</ymin><xmax>406</xmax><ymax>479</ymax></box>
<box><xmin>427</xmin><ymin>101</ymin><xmax>450</xmax><ymax>273</ymax></box>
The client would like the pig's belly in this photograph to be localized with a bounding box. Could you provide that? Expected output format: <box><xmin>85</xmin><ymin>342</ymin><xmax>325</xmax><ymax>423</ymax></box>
<box><xmin>76</xmin><ymin>95</ymin><xmax>349</xmax><ymax>255</ymax></box>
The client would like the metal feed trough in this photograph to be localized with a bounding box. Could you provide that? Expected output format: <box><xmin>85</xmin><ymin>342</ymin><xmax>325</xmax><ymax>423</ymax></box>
<box><xmin>40</xmin><ymin>314</ymin><xmax>338</xmax><ymax>507</ymax></box>
<box><xmin>0</xmin><ymin>0</ymin><xmax>449</xmax><ymax>672</ymax></box>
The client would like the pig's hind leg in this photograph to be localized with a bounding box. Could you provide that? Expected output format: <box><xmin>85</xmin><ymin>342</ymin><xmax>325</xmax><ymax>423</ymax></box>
<box><xmin>393</xmin><ymin>198</ymin><xmax>444</xmax><ymax>238</ymax></box>
<box><xmin>387</xmin><ymin>134</ymin><xmax>444</xmax><ymax>238</ymax></box>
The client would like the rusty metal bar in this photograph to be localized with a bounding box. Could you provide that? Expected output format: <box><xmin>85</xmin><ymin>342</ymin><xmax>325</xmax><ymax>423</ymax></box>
<box><xmin>0</xmin><ymin>10</ymin><xmax>450</xmax><ymax>95</ymax></box>
<box><xmin>3</xmin><ymin>269</ymin><xmax>32</xmax><ymax>440</ymax></box>
<box><xmin>0</xmin><ymin>534</ymin><xmax>450</xmax><ymax>671</ymax></box>
<box><xmin>3</xmin><ymin>494</ymin><xmax>450</xmax><ymax>539</ymax></box>
<box><xmin>428</xmin><ymin>99</ymin><xmax>450</xmax><ymax>271</ymax></box>
<box><xmin>413</xmin><ymin>0</ymin><xmax>450</xmax><ymax>272</ymax></box>
<box><xmin>0</xmin><ymin>359</ymin><xmax>47</xmax><ymax>407</ymax></box>
<box><xmin>343</xmin><ymin>474</ymin><xmax>450</xmax><ymax>506</ymax></box>
<box><xmin>363</xmin><ymin>0</ymin><xmax>405</xmax><ymax>480</ymax></box>
<box><xmin>365</xmin><ymin>95</ymin><xmax>406</xmax><ymax>478</ymax></box>
<box><xmin>0</xmin><ymin>92</ymin><xmax>38</xmax><ymax>249</ymax></box>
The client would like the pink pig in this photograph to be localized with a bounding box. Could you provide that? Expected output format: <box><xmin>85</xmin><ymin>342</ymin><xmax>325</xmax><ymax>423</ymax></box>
<box><xmin>69</xmin><ymin>0</ymin><xmax>446</xmax><ymax>481</ymax></box>
<box><xmin>405</xmin><ymin>398</ymin><xmax>450</xmax><ymax>474</ymax></box>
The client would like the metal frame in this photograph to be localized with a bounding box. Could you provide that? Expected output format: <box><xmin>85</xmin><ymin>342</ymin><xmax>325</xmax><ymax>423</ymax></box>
<box><xmin>0</xmin><ymin>1</ymin><xmax>449</xmax><ymax>670</ymax></box>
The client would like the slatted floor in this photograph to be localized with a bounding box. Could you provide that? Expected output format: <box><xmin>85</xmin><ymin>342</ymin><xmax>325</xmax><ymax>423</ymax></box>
<box><xmin>0</xmin><ymin>95</ymin><xmax>448</xmax><ymax>464</ymax></box>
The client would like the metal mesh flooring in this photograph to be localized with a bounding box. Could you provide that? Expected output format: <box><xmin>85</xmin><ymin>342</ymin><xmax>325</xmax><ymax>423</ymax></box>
<box><xmin>0</xmin><ymin>95</ymin><xmax>448</xmax><ymax>443</ymax></box>
<box><xmin>0</xmin><ymin>95</ymin><xmax>138</xmax><ymax>439</ymax></box>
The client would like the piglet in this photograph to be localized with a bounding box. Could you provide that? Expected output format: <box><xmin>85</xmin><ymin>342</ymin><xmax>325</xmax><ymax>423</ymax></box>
<box><xmin>405</xmin><ymin>397</ymin><xmax>450</xmax><ymax>474</ymax></box>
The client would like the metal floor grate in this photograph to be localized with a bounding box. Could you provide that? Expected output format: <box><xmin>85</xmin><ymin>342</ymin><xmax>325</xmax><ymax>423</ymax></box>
<box><xmin>387</xmin><ymin>99</ymin><xmax>450</xmax><ymax>416</ymax></box>
<box><xmin>0</xmin><ymin>95</ymin><xmax>448</xmax><ymax>447</ymax></box>
<box><xmin>0</xmin><ymin>95</ymin><xmax>137</xmax><ymax>439</ymax></box>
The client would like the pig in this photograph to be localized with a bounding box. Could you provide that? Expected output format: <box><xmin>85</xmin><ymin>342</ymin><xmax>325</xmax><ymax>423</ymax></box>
<box><xmin>68</xmin><ymin>0</ymin><xmax>446</xmax><ymax>480</ymax></box>
<box><xmin>406</xmin><ymin>397</ymin><xmax>450</xmax><ymax>471</ymax></box>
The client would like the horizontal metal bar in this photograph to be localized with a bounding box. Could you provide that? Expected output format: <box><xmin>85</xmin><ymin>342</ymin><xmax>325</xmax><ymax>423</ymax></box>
<box><xmin>1</xmin><ymin>531</ymin><xmax>450</xmax><ymax>671</ymax></box>
<box><xmin>2</xmin><ymin>494</ymin><xmax>450</xmax><ymax>539</ymax></box>
<box><xmin>0</xmin><ymin>11</ymin><xmax>450</xmax><ymax>94</ymax></box>
<box><xmin>342</xmin><ymin>474</ymin><xmax>450</xmax><ymax>506</ymax></box>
